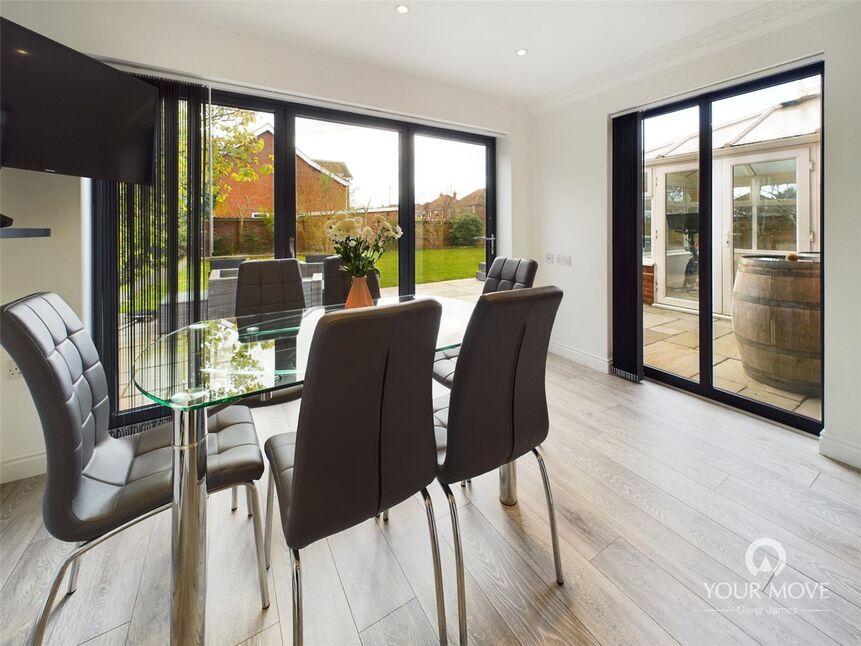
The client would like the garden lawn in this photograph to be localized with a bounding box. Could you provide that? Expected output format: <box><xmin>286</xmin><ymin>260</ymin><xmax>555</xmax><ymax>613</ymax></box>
<box><xmin>374</xmin><ymin>246</ymin><xmax>483</xmax><ymax>288</ymax></box>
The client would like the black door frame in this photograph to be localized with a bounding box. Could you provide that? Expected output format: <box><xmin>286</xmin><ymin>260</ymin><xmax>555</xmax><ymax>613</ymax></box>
<box><xmin>637</xmin><ymin>62</ymin><xmax>825</xmax><ymax>434</ymax></box>
<box><xmin>211</xmin><ymin>90</ymin><xmax>497</xmax><ymax>295</ymax></box>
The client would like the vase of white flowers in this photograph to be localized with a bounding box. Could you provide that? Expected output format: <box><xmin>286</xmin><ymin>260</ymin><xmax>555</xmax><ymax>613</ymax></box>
<box><xmin>326</xmin><ymin>215</ymin><xmax>403</xmax><ymax>308</ymax></box>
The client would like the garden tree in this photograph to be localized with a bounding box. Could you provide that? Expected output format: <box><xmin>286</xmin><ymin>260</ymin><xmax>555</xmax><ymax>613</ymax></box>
<box><xmin>210</xmin><ymin>106</ymin><xmax>275</xmax><ymax>252</ymax></box>
<box><xmin>211</xmin><ymin>106</ymin><xmax>274</xmax><ymax>207</ymax></box>
<box><xmin>449</xmin><ymin>210</ymin><xmax>483</xmax><ymax>246</ymax></box>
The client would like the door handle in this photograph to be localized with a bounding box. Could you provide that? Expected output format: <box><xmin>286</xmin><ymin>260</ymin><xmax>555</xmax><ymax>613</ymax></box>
<box><xmin>289</xmin><ymin>236</ymin><xmax>296</xmax><ymax>258</ymax></box>
<box><xmin>475</xmin><ymin>235</ymin><xmax>496</xmax><ymax>255</ymax></box>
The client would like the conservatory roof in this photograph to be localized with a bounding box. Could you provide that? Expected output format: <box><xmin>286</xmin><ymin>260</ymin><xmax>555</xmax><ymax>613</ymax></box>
<box><xmin>645</xmin><ymin>92</ymin><xmax>821</xmax><ymax>161</ymax></box>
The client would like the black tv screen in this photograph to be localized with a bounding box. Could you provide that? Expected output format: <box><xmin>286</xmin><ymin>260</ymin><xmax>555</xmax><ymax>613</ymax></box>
<box><xmin>0</xmin><ymin>18</ymin><xmax>157</xmax><ymax>184</ymax></box>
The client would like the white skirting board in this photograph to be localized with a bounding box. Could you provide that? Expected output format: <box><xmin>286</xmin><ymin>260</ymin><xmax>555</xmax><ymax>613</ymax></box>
<box><xmin>0</xmin><ymin>449</ymin><xmax>46</xmax><ymax>484</ymax></box>
<box><xmin>548</xmin><ymin>340</ymin><xmax>611</xmax><ymax>374</ymax></box>
<box><xmin>819</xmin><ymin>430</ymin><xmax>861</xmax><ymax>470</ymax></box>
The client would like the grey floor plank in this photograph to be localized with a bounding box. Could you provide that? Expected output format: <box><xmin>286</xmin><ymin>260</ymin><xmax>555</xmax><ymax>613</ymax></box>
<box><xmin>439</xmin><ymin>500</ymin><xmax>600</xmax><ymax>646</ymax></box>
<box><xmin>378</xmin><ymin>492</ymin><xmax>519</xmax><ymax>646</ymax></box>
<box><xmin>0</xmin><ymin>536</ymin><xmax>75</xmax><ymax>646</ymax></box>
<box><xmin>527</xmin><ymin>445</ymin><xmax>841</xmax><ymax>645</ymax></box>
<box><xmin>44</xmin><ymin>518</ymin><xmax>152</xmax><ymax>646</ymax></box>
<box><xmin>465</xmin><ymin>470</ymin><xmax>676</xmax><ymax>646</ymax></box>
<box><xmin>78</xmin><ymin>623</ymin><xmax>130</xmax><ymax>646</ymax></box>
<box><xmin>359</xmin><ymin>599</ymin><xmax>437</xmax><ymax>646</ymax></box>
<box><xmin>592</xmin><ymin>538</ymin><xmax>753</xmax><ymax>645</ymax></box>
<box><xmin>238</xmin><ymin>623</ymin><xmax>284</xmax><ymax>646</ymax></box>
<box><xmin>717</xmin><ymin>475</ymin><xmax>861</xmax><ymax>568</ymax></box>
<box><xmin>766</xmin><ymin>563</ymin><xmax>861</xmax><ymax>645</ymax></box>
<box><xmin>327</xmin><ymin>519</ymin><xmax>416</xmax><ymax>633</ymax></box>
<box><xmin>810</xmin><ymin>470</ymin><xmax>861</xmax><ymax>508</ymax></box>
<box><xmin>583</xmin><ymin>431</ymin><xmax>861</xmax><ymax>612</ymax></box>
<box><xmin>269</xmin><ymin>527</ymin><xmax>362</xmax><ymax>646</ymax></box>
<box><xmin>0</xmin><ymin>475</ymin><xmax>46</xmax><ymax>589</ymax></box>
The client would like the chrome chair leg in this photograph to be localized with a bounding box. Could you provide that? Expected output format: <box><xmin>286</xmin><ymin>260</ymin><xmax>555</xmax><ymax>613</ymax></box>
<box><xmin>533</xmin><ymin>448</ymin><xmax>564</xmax><ymax>585</ymax></box>
<box><xmin>382</xmin><ymin>509</ymin><xmax>389</xmax><ymax>521</ymax></box>
<box><xmin>420</xmin><ymin>489</ymin><xmax>448</xmax><ymax>646</ymax></box>
<box><xmin>440</xmin><ymin>482</ymin><xmax>467</xmax><ymax>646</ymax></box>
<box><xmin>264</xmin><ymin>470</ymin><xmax>275</xmax><ymax>570</ymax></box>
<box><xmin>242</xmin><ymin>482</ymin><xmax>270</xmax><ymax>608</ymax></box>
<box><xmin>291</xmin><ymin>548</ymin><xmax>303</xmax><ymax>646</ymax></box>
<box><xmin>31</xmin><ymin>504</ymin><xmax>170</xmax><ymax>646</ymax></box>
<box><xmin>66</xmin><ymin>542</ymin><xmax>84</xmax><ymax>595</ymax></box>
<box><xmin>231</xmin><ymin>486</ymin><xmax>239</xmax><ymax>512</ymax></box>
<box><xmin>245</xmin><ymin>486</ymin><xmax>254</xmax><ymax>518</ymax></box>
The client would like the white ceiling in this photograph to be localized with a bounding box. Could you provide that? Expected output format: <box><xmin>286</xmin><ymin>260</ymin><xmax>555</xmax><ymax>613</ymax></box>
<box><xmin>167</xmin><ymin>0</ymin><xmax>784</xmax><ymax>104</ymax></box>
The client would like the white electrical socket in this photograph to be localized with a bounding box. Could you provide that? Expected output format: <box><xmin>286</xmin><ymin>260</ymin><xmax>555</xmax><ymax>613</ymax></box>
<box><xmin>544</xmin><ymin>253</ymin><xmax>554</xmax><ymax>264</ymax></box>
<box><xmin>556</xmin><ymin>254</ymin><xmax>572</xmax><ymax>267</ymax></box>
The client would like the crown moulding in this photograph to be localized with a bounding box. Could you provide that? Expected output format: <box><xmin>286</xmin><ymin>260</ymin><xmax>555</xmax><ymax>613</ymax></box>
<box><xmin>529</xmin><ymin>0</ymin><xmax>847</xmax><ymax>115</ymax></box>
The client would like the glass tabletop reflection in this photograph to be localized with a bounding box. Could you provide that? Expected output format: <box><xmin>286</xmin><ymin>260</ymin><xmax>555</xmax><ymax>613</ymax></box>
<box><xmin>132</xmin><ymin>295</ymin><xmax>475</xmax><ymax>411</ymax></box>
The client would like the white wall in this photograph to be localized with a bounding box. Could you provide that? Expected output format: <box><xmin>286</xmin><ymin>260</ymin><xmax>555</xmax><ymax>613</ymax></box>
<box><xmin>0</xmin><ymin>170</ymin><xmax>87</xmax><ymax>482</ymax></box>
<box><xmin>529</xmin><ymin>3</ymin><xmax>861</xmax><ymax>466</ymax></box>
<box><xmin>0</xmin><ymin>1</ymin><xmax>532</xmax><ymax>482</ymax></box>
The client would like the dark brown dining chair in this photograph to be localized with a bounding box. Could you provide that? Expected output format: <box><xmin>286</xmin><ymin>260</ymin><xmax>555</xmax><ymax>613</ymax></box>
<box><xmin>432</xmin><ymin>256</ymin><xmax>538</xmax><ymax>388</ymax></box>
<box><xmin>0</xmin><ymin>292</ymin><xmax>270</xmax><ymax>645</ymax></box>
<box><xmin>321</xmin><ymin>255</ymin><xmax>382</xmax><ymax>306</ymax></box>
<box><xmin>432</xmin><ymin>286</ymin><xmax>564</xmax><ymax>645</ymax></box>
<box><xmin>262</xmin><ymin>299</ymin><xmax>448</xmax><ymax>646</ymax></box>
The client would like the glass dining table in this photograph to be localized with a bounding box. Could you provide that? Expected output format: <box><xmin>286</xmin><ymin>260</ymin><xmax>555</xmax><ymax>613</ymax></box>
<box><xmin>132</xmin><ymin>294</ymin><xmax>519</xmax><ymax>645</ymax></box>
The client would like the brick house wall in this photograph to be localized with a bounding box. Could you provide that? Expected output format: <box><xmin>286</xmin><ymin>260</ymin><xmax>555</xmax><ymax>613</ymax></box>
<box><xmin>643</xmin><ymin>262</ymin><xmax>655</xmax><ymax>306</ymax></box>
<box><xmin>214</xmin><ymin>130</ymin><xmax>350</xmax><ymax>219</ymax></box>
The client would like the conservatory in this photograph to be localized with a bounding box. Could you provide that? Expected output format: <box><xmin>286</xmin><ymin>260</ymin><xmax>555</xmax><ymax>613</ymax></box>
<box><xmin>642</xmin><ymin>82</ymin><xmax>822</xmax><ymax>420</ymax></box>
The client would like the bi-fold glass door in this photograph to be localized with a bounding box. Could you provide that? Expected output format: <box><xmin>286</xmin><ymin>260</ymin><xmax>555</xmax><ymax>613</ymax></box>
<box><xmin>207</xmin><ymin>91</ymin><xmax>496</xmax><ymax>306</ymax></box>
<box><xmin>636</xmin><ymin>63</ymin><xmax>823</xmax><ymax>433</ymax></box>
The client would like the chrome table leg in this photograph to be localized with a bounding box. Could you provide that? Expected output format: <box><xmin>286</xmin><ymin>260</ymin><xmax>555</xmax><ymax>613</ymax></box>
<box><xmin>499</xmin><ymin>461</ymin><xmax>517</xmax><ymax>506</ymax></box>
<box><xmin>171</xmin><ymin>409</ymin><xmax>208</xmax><ymax>645</ymax></box>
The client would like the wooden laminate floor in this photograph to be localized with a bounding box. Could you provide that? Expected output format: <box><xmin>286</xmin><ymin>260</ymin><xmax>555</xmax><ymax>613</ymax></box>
<box><xmin>2</xmin><ymin>355</ymin><xmax>859</xmax><ymax>645</ymax></box>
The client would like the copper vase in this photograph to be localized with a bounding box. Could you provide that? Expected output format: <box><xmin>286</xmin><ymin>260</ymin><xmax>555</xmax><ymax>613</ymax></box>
<box><xmin>345</xmin><ymin>276</ymin><xmax>374</xmax><ymax>309</ymax></box>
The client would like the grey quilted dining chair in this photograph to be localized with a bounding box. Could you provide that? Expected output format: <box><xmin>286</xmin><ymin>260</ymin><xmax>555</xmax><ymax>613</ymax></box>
<box><xmin>432</xmin><ymin>256</ymin><xmax>538</xmax><ymax>388</ymax></box>
<box><xmin>432</xmin><ymin>286</ymin><xmax>564</xmax><ymax>645</ymax></box>
<box><xmin>0</xmin><ymin>292</ymin><xmax>270</xmax><ymax>645</ymax></box>
<box><xmin>262</xmin><ymin>299</ymin><xmax>448</xmax><ymax>646</ymax></box>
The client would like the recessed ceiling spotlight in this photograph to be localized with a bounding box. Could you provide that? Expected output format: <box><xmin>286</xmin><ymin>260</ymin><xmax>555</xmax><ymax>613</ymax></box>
<box><xmin>515</xmin><ymin>48</ymin><xmax>528</xmax><ymax>57</ymax></box>
<box><xmin>396</xmin><ymin>4</ymin><xmax>409</xmax><ymax>14</ymax></box>
<box><xmin>15</xmin><ymin>48</ymin><xmax>30</xmax><ymax>56</ymax></box>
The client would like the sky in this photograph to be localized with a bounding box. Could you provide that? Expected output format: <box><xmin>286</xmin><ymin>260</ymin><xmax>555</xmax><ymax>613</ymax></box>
<box><xmin>643</xmin><ymin>75</ymin><xmax>821</xmax><ymax>151</ymax></box>
<box><xmin>235</xmin><ymin>113</ymin><xmax>487</xmax><ymax>208</ymax></box>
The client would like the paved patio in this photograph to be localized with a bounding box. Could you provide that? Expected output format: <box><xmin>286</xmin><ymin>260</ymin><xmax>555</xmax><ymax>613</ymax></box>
<box><xmin>644</xmin><ymin>304</ymin><xmax>821</xmax><ymax>420</ymax></box>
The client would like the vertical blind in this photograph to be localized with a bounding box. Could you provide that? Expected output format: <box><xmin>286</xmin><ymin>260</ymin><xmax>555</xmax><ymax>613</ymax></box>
<box><xmin>610</xmin><ymin>112</ymin><xmax>644</xmax><ymax>383</ymax></box>
<box><xmin>92</xmin><ymin>77</ymin><xmax>208</xmax><ymax>429</ymax></box>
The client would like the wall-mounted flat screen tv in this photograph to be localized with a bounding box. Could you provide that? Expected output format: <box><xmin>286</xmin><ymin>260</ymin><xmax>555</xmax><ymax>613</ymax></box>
<box><xmin>0</xmin><ymin>18</ymin><xmax>157</xmax><ymax>185</ymax></box>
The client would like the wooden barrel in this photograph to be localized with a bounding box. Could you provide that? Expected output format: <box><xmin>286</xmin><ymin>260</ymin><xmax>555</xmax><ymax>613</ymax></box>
<box><xmin>732</xmin><ymin>254</ymin><xmax>821</xmax><ymax>396</ymax></box>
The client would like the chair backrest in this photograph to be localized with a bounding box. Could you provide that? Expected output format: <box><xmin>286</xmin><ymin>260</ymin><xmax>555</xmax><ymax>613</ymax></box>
<box><xmin>0</xmin><ymin>292</ymin><xmax>110</xmax><ymax>538</ymax></box>
<box><xmin>482</xmin><ymin>257</ymin><xmax>538</xmax><ymax>294</ymax></box>
<box><xmin>285</xmin><ymin>299</ymin><xmax>441</xmax><ymax>549</ymax></box>
<box><xmin>322</xmin><ymin>256</ymin><xmax>382</xmax><ymax>306</ymax></box>
<box><xmin>235</xmin><ymin>259</ymin><xmax>306</xmax><ymax>317</ymax></box>
<box><xmin>439</xmin><ymin>286</ymin><xmax>562</xmax><ymax>484</ymax></box>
